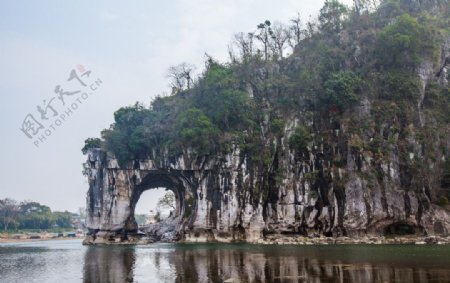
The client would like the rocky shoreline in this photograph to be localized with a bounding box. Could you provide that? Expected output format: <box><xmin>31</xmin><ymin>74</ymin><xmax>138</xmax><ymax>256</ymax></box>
<box><xmin>82</xmin><ymin>233</ymin><xmax>450</xmax><ymax>246</ymax></box>
<box><xmin>0</xmin><ymin>232</ymin><xmax>84</xmax><ymax>244</ymax></box>
<box><xmin>0</xmin><ymin>237</ymin><xmax>82</xmax><ymax>244</ymax></box>
<box><xmin>251</xmin><ymin>235</ymin><xmax>450</xmax><ymax>245</ymax></box>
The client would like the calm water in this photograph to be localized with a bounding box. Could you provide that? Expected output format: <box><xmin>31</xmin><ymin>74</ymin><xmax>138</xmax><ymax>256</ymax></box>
<box><xmin>1</xmin><ymin>239</ymin><xmax>450</xmax><ymax>282</ymax></box>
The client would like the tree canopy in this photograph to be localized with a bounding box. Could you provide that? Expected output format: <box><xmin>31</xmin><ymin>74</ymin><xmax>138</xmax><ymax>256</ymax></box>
<box><xmin>82</xmin><ymin>0</ymin><xmax>449</xmax><ymax>182</ymax></box>
<box><xmin>0</xmin><ymin>199</ymin><xmax>75</xmax><ymax>231</ymax></box>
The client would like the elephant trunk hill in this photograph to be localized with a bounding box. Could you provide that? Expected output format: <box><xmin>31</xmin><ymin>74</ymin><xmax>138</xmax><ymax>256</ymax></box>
<box><xmin>82</xmin><ymin>0</ymin><xmax>450</xmax><ymax>245</ymax></box>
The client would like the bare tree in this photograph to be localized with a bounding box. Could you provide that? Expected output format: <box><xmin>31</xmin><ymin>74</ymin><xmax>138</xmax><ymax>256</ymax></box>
<box><xmin>270</xmin><ymin>22</ymin><xmax>291</xmax><ymax>58</ymax></box>
<box><xmin>78</xmin><ymin>207</ymin><xmax>86</xmax><ymax>220</ymax></box>
<box><xmin>203</xmin><ymin>53</ymin><xmax>216</xmax><ymax>70</ymax></box>
<box><xmin>353</xmin><ymin>0</ymin><xmax>381</xmax><ymax>14</ymax></box>
<box><xmin>167</xmin><ymin>63</ymin><xmax>195</xmax><ymax>93</ymax></box>
<box><xmin>256</xmin><ymin>20</ymin><xmax>273</xmax><ymax>61</ymax></box>
<box><xmin>227</xmin><ymin>44</ymin><xmax>238</xmax><ymax>63</ymax></box>
<box><xmin>0</xmin><ymin>198</ymin><xmax>20</xmax><ymax>231</ymax></box>
<box><xmin>305</xmin><ymin>16</ymin><xmax>317</xmax><ymax>39</ymax></box>
<box><xmin>288</xmin><ymin>12</ymin><xmax>304</xmax><ymax>49</ymax></box>
<box><xmin>233</xmin><ymin>32</ymin><xmax>255</xmax><ymax>60</ymax></box>
<box><xmin>353</xmin><ymin>0</ymin><xmax>363</xmax><ymax>14</ymax></box>
<box><xmin>157</xmin><ymin>191</ymin><xmax>176</xmax><ymax>211</ymax></box>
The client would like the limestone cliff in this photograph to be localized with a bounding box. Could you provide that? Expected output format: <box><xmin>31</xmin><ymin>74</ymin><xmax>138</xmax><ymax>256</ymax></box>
<box><xmin>83</xmin><ymin>94</ymin><xmax>450</xmax><ymax>244</ymax></box>
<box><xmin>83</xmin><ymin>0</ymin><xmax>450</xmax><ymax>244</ymax></box>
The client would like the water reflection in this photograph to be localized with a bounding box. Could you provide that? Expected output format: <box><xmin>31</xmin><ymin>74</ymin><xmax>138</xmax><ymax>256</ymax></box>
<box><xmin>83</xmin><ymin>246</ymin><xmax>135</xmax><ymax>283</ymax></box>
<box><xmin>82</xmin><ymin>244</ymin><xmax>450</xmax><ymax>283</ymax></box>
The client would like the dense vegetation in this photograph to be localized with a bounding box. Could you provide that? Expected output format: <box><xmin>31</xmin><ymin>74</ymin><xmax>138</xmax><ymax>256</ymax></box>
<box><xmin>0</xmin><ymin>198</ymin><xmax>76</xmax><ymax>231</ymax></box>
<box><xmin>83</xmin><ymin>0</ymin><xmax>450</xmax><ymax>203</ymax></box>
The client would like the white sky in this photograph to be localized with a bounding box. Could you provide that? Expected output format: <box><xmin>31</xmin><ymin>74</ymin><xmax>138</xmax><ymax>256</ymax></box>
<box><xmin>0</xmin><ymin>0</ymin><xmax>353</xmax><ymax>213</ymax></box>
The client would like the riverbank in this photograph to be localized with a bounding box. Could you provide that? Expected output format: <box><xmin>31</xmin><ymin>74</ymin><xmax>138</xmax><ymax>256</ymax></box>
<box><xmin>0</xmin><ymin>237</ymin><xmax>84</xmax><ymax>244</ymax></box>
<box><xmin>0</xmin><ymin>232</ymin><xmax>84</xmax><ymax>243</ymax></box>
<box><xmin>247</xmin><ymin>235</ymin><xmax>450</xmax><ymax>245</ymax></box>
<box><xmin>83</xmin><ymin>232</ymin><xmax>450</xmax><ymax>246</ymax></box>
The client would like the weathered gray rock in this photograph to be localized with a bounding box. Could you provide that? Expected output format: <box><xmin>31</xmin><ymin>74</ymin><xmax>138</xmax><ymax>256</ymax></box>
<box><xmin>83</xmin><ymin>136</ymin><xmax>450</xmax><ymax>244</ymax></box>
<box><xmin>83</xmin><ymin>21</ymin><xmax>450</xmax><ymax>245</ymax></box>
<box><xmin>141</xmin><ymin>216</ymin><xmax>179</xmax><ymax>242</ymax></box>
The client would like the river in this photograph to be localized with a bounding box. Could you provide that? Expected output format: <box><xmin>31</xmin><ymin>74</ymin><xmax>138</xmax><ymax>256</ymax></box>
<box><xmin>1</xmin><ymin>239</ymin><xmax>450</xmax><ymax>282</ymax></box>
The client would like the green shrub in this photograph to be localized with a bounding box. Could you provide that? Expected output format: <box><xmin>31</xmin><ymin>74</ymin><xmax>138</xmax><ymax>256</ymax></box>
<box><xmin>378</xmin><ymin>71</ymin><xmax>421</xmax><ymax>100</ymax></box>
<box><xmin>270</xmin><ymin>118</ymin><xmax>285</xmax><ymax>136</ymax></box>
<box><xmin>376</xmin><ymin>13</ymin><xmax>439</xmax><ymax>70</ymax></box>
<box><xmin>323</xmin><ymin>71</ymin><xmax>363</xmax><ymax>108</ymax></box>
<box><xmin>289</xmin><ymin>126</ymin><xmax>312</xmax><ymax>153</ymax></box>
<box><xmin>173</xmin><ymin>108</ymin><xmax>217</xmax><ymax>155</ymax></box>
<box><xmin>81</xmin><ymin>138</ymin><xmax>102</xmax><ymax>154</ymax></box>
<box><xmin>438</xmin><ymin>196</ymin><xmax>449</xmax><ymax>207</ymax></box>
<box><xmin>308</xmin><ymin>190</ymin><xmax>319</xmax><ymax>199</ymax></box>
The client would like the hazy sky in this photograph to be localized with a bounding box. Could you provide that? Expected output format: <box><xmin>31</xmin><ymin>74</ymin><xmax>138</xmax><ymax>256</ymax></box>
<box><xmin>0</xmin><ymin>0</ymin><xmax>353</xmax><ymax>214</ymax></box>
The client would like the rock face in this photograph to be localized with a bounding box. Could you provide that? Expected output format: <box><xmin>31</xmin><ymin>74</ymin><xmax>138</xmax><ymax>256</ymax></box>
<box><xmin>83</xmin><ymin>121</ymin><xmax>450</xmax><ymax>244</ymax></box>
<box><xmin>83</xmin><ymin>4</ymin><xmax>450</xmax><ymax>244</ymax></box>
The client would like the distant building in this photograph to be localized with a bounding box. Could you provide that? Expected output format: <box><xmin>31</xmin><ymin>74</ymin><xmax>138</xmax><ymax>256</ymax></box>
<box><xmin>145</xmin><ymin>210</ymin><xmax>158</xmax><ymax>224</ymax></box>
<box><xmin>71</xmin><ymin>213</ymin><xmax>86</xmax><ymax>230</ymax></box>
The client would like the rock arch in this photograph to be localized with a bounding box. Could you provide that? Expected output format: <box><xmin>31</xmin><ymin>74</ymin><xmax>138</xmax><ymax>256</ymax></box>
<box><xmin>83</xmin><ymin>147</ymin><xmax>450</xmax><ymax>245</ymax></box>
<box><xmin>131</xmin><ymin>172</ymin><xmax>187</xmax><ymax>221</ymax></box>
<box><xmin>83</xmin><ymin>150</ymin><xmax>201</xmax><ymax>244</ymax></box>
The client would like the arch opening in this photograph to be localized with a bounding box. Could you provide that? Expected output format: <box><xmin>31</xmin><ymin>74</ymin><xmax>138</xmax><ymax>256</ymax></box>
<box><xmin>130</xmin><ymin>172</ymin><xmax>191</xmax><ymax>242</ymax></box>
<box><xmin>134</xmin><ymin>187</ymin><xmax>175</xmax><ymax>226</ymax></box>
